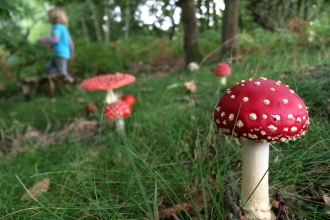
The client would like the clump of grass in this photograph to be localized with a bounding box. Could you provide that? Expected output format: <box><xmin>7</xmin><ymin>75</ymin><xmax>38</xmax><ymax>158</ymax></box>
<box><xmin>1</xmin><ymin>46</ymin><xmax>330</xmax><ymax>219</ymax></box>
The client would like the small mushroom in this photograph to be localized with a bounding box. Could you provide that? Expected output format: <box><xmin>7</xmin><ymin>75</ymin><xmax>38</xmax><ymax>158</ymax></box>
<box><xmin>214</xmin><ymin>63</ymin><xmax>232</xmax><ymax>85</ymax></box>
<box><xmin>104</xmin><ymin>100</ymin><xmax>132</xmax><ymax>131</ymax></box>
<box><xmin>187</xmin><ymin>62</ymin><xmax>199</xmax><ymax>72</ymax></box>
<box><xmin>85</xmin><ymin>102</ymin><xmax>98</xmax><ymax>115</ymax></box>
<box><xmin>80</xmin><ymin>73</ymin><xmax>136</xmax><ymax>104</ymax></box>
<box><xmin>213</xmin><ymin>77</ymin><xmax>309</xmax><ymax>220</ymax></box>
<box><xmin>122</xmin><ymin>94</ymin><xmax>136</xmax><ymax>107</ymax></box>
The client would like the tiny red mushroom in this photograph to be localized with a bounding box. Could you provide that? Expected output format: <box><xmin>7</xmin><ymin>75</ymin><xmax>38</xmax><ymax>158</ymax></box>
<box><xmin>213</xmin><ymin>77</ymin><xmax>309</xmax><ymax>220</ymax></box>
<box><xmin>85</xmin><ymin>102</ymin><xmax>98</xmax><ymax>114</ymax></box>
<box><xmin>104</xmin><ymin>100</ymin><xmax>132</xmax><ymax>130</ymax></box>
<box><xmin>80</xmin><ymin>73</ymin><xmax>136</xmax><ymax>104</ymax></box>
<box><xmin>122</xmin><ymin>94</ymin><xmax>136</xmax><ymax>107</ymax></box>
<box><xmin>214</xmin><ymin>63</ymin><xmax>232</xmax><ymax>85</ymax></box>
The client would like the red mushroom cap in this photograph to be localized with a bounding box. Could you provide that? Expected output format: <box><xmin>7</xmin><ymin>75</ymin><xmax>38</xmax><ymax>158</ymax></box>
<box><xmin>80</xmin><ymin>73</ymin><xmax>136</xmax><ymax>91</ymax></box>
<box><xmin>122</xmin><ymin>94</ymin><xmax>136</xmax><ymax>106</ymax></box>
<box><xmin>104</xmin><ymin>101</ymin><xmax>132</xmax><ymax>120</ymax></box>
<box><xmin>214</xmin><ymin>63</ymin><xmax>232</xmax><ymax>76</ymax></box>
<box><xmin>85</xmin><ymin>102</ymin><xmax>98</xmax><ymax>113</ymax></box>
<box><xmin>213</xmin><ymin>78</ymin><xmax>309</xmax><ymax>143</ymax></box>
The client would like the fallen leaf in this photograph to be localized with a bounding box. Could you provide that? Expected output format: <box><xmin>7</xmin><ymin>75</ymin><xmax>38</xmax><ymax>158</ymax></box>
<box><xmin>322</xmin><ymin>194</ymin><xmax>330</xmax><ymax>205</ymax></box>
<box><xmin>159</xmin><ymin>203</ymin><xmax>190</xmax><ymax>217</ymax></box>
<box><xmin>322</xmin><ymin>194</ymin><xmax>330</xmax><ymax>215</ymax></box>
<box><xmin>21</xmin><ymin>178</ymin><xmax>50</xmax><ymax>201</ymax></box>
<box><xmin>184</xmin><ymin>80</ymin><xmax>196</xmax><ymax>93</ymax></box>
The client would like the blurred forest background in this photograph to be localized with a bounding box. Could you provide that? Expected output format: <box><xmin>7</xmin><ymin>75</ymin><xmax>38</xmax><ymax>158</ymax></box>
<box><xmin>0</xmin><ymin>0</ymin><xmax>330</xmax><ymax>82</ymax></box>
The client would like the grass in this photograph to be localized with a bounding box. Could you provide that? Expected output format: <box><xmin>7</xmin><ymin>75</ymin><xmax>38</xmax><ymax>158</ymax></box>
<box><xmin>1</xmin><ymin>46</ymin><xmax>330</xmax><ymax>219</ymax></box>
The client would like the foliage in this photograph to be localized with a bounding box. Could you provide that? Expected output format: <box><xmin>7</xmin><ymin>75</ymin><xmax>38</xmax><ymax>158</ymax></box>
<box><xmin>70</xmin><ymin>36</ymin><xmax>183</xmax><ymax>77</ymax></box>
<box><xmin>199</xmin><ymin>29</ymin><xmax>220</xmax><ymax>56</ymax></box>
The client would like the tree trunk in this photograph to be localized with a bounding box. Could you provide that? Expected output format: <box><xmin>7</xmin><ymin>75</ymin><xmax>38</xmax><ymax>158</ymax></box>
<box><xmin>303</xmin><ymin>0</ymin><xmax>309</xmax><ymax>20</ymax></box>
<box><xmin>80</xmin><ymin>11</ymin><xmax>90</xmax><ymax>43</ymax></box>
<box><xmin>124</xmin><ymin>0</ymin><xmax>130</xmax><ymax>39</ymax></box>
<box><xmin>168</xmin><ymin>3</ymin><xmax>177</xmax><ymax>40</ymax></box>
<box><xmin>90</xmin><ymin>2</ymin><xmax>102</xmax><ymax>42</ymax></box>
<box><xmin>221</xmin><ymin>0</ymin><xmax>239</xmax><ymax>59</ymax></box>
<box><xmin>104</xmin><ymin>0</ymin><xmax>111</xmax><ymax>43</ymax></box>
<box><xmin>177</xmin><ymin>0</ymin><xmax>202</xmax><ymax>65</ymax></box>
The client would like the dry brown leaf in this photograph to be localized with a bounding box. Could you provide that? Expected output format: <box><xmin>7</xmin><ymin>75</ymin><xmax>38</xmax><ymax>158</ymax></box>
<box><xmin>322</xmin><ymin>194</ymin><xmax>330</xmax><ymax>205</ymax></box>
<box><xmin>21</xmin><ymin>178</ymin><xmax>50</xmax><ymax>201</ymax></box>
<box><xmin>159</xmin><ymin>203</ymin><xmax>190</xmax><ymax>217</ymax></box>
<box><xmin>24</xmin><ymin>126</ymin><xmax>41</xmax><ymax>139</ymax></box>
<box><xmin>322</xmin><ymin>194</ymin><xmax>330</xmax><ymax>215</ymax></box>
<box><xmin>184</xmin><ymin>80</ymin><xmax>196</xmax><ymax>93</ymax></box>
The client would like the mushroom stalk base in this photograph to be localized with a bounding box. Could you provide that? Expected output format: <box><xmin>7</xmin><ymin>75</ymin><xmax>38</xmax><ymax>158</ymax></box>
<box><xmin>241</xmin><ymin>140</ymin><xmax>275</xmax><ymax>220</ymax></box>
<box><xmin>115</xmin><ymin>118</ymin><xmax>125</xmax><ymax>131</ymax></box>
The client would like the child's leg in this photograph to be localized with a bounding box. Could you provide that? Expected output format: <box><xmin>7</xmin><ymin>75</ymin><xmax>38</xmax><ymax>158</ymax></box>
<box><xmin>45</xmin><ymin>60</ymin><xmax>57</xmax><ymax>74</ymax></box>
<box><xmin>56</xmin><ymin>58</ymin><xmax>74</xmax><ymax>82</ymax></box>
<box><xmin>55</xmin><ymin>58</ymin><xmax>69</xmax><ymax>75</ymax></box>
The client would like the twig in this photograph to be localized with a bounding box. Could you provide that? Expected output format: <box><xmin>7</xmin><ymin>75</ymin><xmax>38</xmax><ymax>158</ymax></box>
<box><xmin>15</xmin><ymin>175</ymin><xmax>39</xmax><ymax>203</ymax></box>
<box><xmin>166</xmin><ymin>83</ymin><xmax>182</xmax><ymax>90</ymax></box>
<box><xmin>41</xmin><ymin>108</ymin><xmax>51</xmax><ymax>134</ymax></box>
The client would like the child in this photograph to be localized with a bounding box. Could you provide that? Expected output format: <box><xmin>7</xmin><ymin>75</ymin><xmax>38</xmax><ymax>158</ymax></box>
<box><xmin>39</xmin><ymin>7</ymin><xmax>74</xmax><ymax>82</ymax></box>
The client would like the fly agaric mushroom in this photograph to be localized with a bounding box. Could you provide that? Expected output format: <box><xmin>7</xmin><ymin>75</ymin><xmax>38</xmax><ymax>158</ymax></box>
<box><xmin>122</xmin><ymin>94</ymin><xmax>136</xmax><ymax>107</ymax></box>
<box><xmin>85</xmin><ymin>102</ymin><xmax>98</xmax><ymax>114</ymax></box>
<box><xmin>104</xmin><ymin>100</ymin><xmax>132</xmax><ymax>130</ymax></box>
<box><xmin>214</xmin><ymin>63</ymin><xmax>232</xmax><ymax>85</ymax></box>
<box><xmin>213</xmin><ymin>77</ymin><xmax>309</xmax><ymax>220</ymax></box>
<box><xmin>80</xmin><ymin>73</ymin><xmax>136</xmax><ymax>104</ymax></box>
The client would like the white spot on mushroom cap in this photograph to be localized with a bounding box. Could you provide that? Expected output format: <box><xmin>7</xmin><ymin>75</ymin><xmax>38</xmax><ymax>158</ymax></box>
<box><xmin>288</xmin><ymin>114</ymin><xmax>295</xmax><ymax>120</ymax></box>
<box><xmin>282</xmin><ymin>99</ymin><xmax>288</xmax><ymax>104</ymax></box>
<box><xmin>263</xmin><ymin>99</ymin><xmax>270</xmax><ymax>105</ymax></box>
<box><xmin>236</xmin><ymin>120</ymin><xmax>244</xmax><ymax>128</ymax></box>
<box><xmin>271</xmin><ymin>115</ymin><xmax>281</xmax><ymax>121</ymax></box>
<box><xmin>216</xmin><ymin>107</ymin><xmax>220</xmax><ymax>112</ymax></box>
<box><xmin>270</xmin><ymin>87</ymin><xmax>275</xmax><ymax>91</ymax></box>
<box><xmin>228</xmin><ymin>114</ymin><xmax>234</xmax><ymax>121</ymax></box>
<box><xmin>249</xmin><ymin>113</ymin><xmax>257</xmax><ymax>120</ymax></box>
<box><xmin>268</xmin><ymin>125</ymin><xmax>277</xmax><ymax>131</ymax></box>
<box><xmin>291</xmin><ymin>126</ymin><xmax>297</xmax><ymax>132</ymax></box>
<box><xmin>230</xmin><ymin>95</ymin><xmax>235</xmax><ymax>99</ymax></box>
<box><xmin>262</xmin><ymin>114</ymin><xmax>267</xmax><ymax>119</ymax></box>
<box><xmin>275</xmin><ymin>81</ymin><xmax>281</xmax><ymax>86</ymax></box>
<box><xmin>297</xmin><ymin>117</ymin><xmax>301</xmax><ymax>122</ymax></box>
<box><xmin>298</xmin><ymin>104</ymin><xmax>302</xmax><ymax>109</ymax></box>
<box><xmin>254</xmin><ymin>82</ymin><xmax>260</xmax><ymax>86</ymax></box>
<box><xmin>221</xmin><ymin>112</ymin><xmax>225</xmax><ymax>117</ymax></box>
<box><xmin>242</xmin><ymin>97</ymin><xmax>249</xmax><ymax>102</ymax></box>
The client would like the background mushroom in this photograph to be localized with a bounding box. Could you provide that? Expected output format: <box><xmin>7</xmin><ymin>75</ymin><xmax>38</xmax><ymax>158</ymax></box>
<box><xmin>214</xmin><ymin>63</ymin><xmax>232</xmax><ymax>85</ymax></box>
<box><xmin>80</xmin><ymin>73</ymin><xmax>136</xmax><ymax>104</ymax></box>
<box><xmin>122</xmin><ymin>94</ymin><xmax>136</xmax><ymax>107</ymax></box>
<box><xmin>213</xmin><ymin>77</ymin><xmax>309</xmax><ymax>219</ymax></box>
<box><xmin>187</xmin><ymin>62</ymin><xmax>199</xmax><ymax>72</ymax></box>
<box><xmin>104</xmin><ymin>100</ymin><xmax>132</xmax><ymax>131</ymax></box>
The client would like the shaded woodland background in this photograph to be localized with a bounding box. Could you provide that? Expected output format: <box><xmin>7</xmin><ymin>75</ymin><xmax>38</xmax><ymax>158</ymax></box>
<box><xmin>0</xmin><ymin>0</ymin><xmax>330</xmax><ymax>82</ymax></box>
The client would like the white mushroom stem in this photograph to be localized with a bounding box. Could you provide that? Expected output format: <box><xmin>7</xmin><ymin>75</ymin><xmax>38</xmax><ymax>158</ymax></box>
<box><xmin>241</xmin><ymin>139</ymin><xmax>275</xmax><ymax>220</ymax></box>
<box><xmin>115</xmin><ymin>118</ymin><xmax>125</xmax><ymax>131</ymax></box>
<box><xmin>105</xmin><ymin>89</ymin><xmax>118</xmax><ymax>104</ymax></box>
<box><xmin>220</xmin><ymin>76</ymin><xmax>227</xmax><ymax>85</ymax></box>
